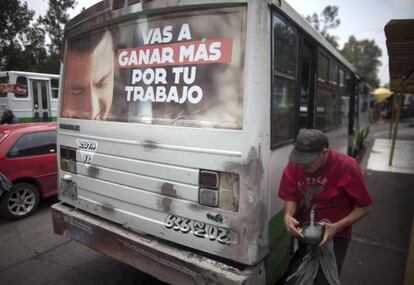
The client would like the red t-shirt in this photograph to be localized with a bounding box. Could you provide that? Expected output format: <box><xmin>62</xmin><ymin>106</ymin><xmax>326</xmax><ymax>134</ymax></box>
<box><xmin>278</xmin><ymin>150</ymin><xmax>372</xmax><ymax>239</ymax></box>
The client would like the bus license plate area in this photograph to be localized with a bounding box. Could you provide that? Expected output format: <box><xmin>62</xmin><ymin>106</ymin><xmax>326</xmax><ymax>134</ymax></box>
<box><xmin>164</xmin><ymin>214</ymin><xmax>232</xmax><ymax>245</ymax></box>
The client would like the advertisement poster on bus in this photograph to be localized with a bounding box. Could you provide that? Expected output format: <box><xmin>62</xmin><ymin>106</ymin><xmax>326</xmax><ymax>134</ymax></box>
<box><xmin>62</xmin><ymin>7</ymin><xmax>246</xmax><ymax>129</ymax></box>
<box><xmin>0</xmin><ymin>84</ymin><xmax>27</xmax><ymax>96</ymax></box>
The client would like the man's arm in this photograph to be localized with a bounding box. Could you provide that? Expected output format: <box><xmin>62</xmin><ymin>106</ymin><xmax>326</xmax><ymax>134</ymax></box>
<box><xmin>319</xmin><ymin>205</ymin><xmax>372</xmax><ymax>246</ymax></box>
<box><xmin>284</xmin><ymin>201</ymin><xmax>304</xmax><ymax>238</ymax></box>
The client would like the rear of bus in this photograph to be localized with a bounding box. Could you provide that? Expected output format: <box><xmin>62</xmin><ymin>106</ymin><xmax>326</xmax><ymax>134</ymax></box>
<box><xmin>56</xmin><ymin>0</ymin><xmax>274</xmax><ymax>276</ymax></box>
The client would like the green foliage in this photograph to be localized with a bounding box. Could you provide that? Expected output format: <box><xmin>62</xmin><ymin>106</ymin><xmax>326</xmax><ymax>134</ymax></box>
<box><xmin>0</xmin><ymin>0</ymin><xmax>36</xmax><ymax>70</ymax></box>
<box><xmin>354</xmin><ymin>127</ymin><xmax>370</xmax><ymax>156</ymax></box>
<box><xmin>341</xmin><ymin>36</ymin><xmax>382</xmax><ymax>87</ymax></box>
<box><xmin>0</xmin><ymin>0</ymin><xmax>76</xmax><ymax>74</ymax></box>
<box><xmin>306</xmin><ymin>5</ymin><xmax>382</xmax><ymax>87</ymax></box>
<box><xmin>320</xmin><ymin>6</ymin><xmax>341</xmax><ymax>31</ymax></box>
<box><xmin>19</xmin><ymin>22</ymin><xmax>49</xmax><ymax>72</ymax></box>
<box><xmin>306</xmin><ymin>5</ymin><xmax>340</xmax><ymax>48</ymax></box>
<box><xmin>38</xmin><ymin>0</ymin><xmax>77</xmax><ymax>58</ymax></box>
<box><xmin>323</xmin><ymin>33</ymin><xmax>340</xmax><ymax>49</ymax></box>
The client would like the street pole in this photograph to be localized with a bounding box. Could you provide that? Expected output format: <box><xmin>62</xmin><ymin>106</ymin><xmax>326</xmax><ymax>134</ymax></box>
<box><xmin>389</xmin><ymin>95</ymin><xmax>396</xmax><ymax>139</ymax></box>
<box><xmin>389</xmin><ymin>94</ymin><xmax>403</xmax><ymax>166</ymax></box>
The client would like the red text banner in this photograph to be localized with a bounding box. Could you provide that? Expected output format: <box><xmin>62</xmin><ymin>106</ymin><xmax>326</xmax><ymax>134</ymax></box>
<box><xmin>117</xmin><ymin>38</ymin><xmax>233</xmax><ymax>68</ymax></box>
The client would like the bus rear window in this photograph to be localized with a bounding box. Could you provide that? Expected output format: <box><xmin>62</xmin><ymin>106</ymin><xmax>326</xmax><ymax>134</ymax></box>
<box><xmin>61</xmin><ymin>6</ymin><xmax>246</xmax><ymax>129</ymax></box>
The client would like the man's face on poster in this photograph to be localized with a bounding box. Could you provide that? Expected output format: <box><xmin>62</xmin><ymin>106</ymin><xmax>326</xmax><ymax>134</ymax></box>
<box><xmin>62</xmin><ymin>31</ymin><xmax>114</xmax><ymax>120</ymax></box>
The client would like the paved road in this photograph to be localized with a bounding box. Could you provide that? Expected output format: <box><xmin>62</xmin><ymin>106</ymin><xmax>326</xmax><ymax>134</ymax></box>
<box><xmin>0</xmin><ymin>197</ymin><xmax>166</xmax><ymax>285</ymax></box>
<box><xmin>341</xmin><ymin>120</ymin><xmax>414</xmax><ymax>285</ymax></box>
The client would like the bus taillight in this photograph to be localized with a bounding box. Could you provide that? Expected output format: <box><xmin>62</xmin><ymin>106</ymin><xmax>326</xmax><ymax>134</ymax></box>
<box><xmin>60</xmin><ymin>146</ymin><xmax>77</xmax><ymax>174</ymax></box>
<box><xmin>199</xmin><ymin>170</ymin><xmax>239</xmax><ymax>211</ymax></box>
<box><xmin>199</xmin><ymin>170</ymin><xmax>219</xmax><ymax>207</ymax></box>
<box><xmin>199</xmin><ymin>170</ymin><xmax>219</xmax><ymax>189</ymax></box>
<box><xmin>219</xmin><ymin>173</ymin><xmax>239</xmax><ymax>212</ymax></box>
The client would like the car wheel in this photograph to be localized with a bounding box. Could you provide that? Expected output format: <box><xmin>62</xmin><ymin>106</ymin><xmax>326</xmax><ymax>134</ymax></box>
<box><xmin>0</xmin><ymin>182</ymin><xmax>40</xmax><ymax>220</ymax></box>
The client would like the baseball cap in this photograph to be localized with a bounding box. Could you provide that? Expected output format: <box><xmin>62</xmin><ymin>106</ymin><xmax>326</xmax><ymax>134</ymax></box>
<box><xmin>289</xmin><ymin>129</ymin><xmax>329</xmax><ymax>165</ymax></box>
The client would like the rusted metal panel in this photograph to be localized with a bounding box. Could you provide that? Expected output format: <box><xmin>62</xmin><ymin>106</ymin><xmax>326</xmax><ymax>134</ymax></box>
<box><xmin>51</xmin><ymin>202</ymin><xmax>265</xmax><ymax>285</ymax></box>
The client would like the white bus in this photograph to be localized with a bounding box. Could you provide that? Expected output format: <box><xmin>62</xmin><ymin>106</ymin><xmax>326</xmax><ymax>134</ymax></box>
<box><xmin>52</xmin><ymin>0</ymin><xmax>369</xmax><ymax>283</ymax></box>
<box><xmin>0</xmin><ymin>71</ymin><xmax>60</xmax><ymax>122</ymax></box>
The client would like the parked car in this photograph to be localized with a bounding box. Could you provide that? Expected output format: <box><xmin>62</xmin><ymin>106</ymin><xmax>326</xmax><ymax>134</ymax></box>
<box><xmin>0</xmin><ymin>123</ymin><xmax>57</xmax><ymax>220</ymax></box>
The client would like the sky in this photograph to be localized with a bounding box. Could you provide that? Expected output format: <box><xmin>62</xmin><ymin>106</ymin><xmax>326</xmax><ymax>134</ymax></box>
<box><xmin>25</xmin><ymin>0</ymin><xmax>414</xmax><ymax>86</ymax></box>
<box><xmin>25</xmin><ymin>0</ymin><xmax>100</xmax><ymax>18</ymax></box>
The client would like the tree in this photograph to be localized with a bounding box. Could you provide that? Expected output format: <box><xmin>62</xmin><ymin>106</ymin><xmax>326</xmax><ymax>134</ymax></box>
<box><xmin>306</xmin><ymin>5</ymin><xmax>340</xmax><ymax>48</ymax></box>
<box><xmin>38</xmin><ymin>0</ymin><xmax>77</xmax><ymax>74</ymax></box>
<box><xmin>19</xmin><ymin>22</ymin><xmax>49</xmax><ymax>72</ymax></box>
<box><xmin>0</xmin><ymin>0</ymin><xmax>40</xmax><ymax>70</ymax></box>
<box><xmin>0</xmin><ymin>0</ymin><xmax>78</xmax><ymax>73</ymax></box>
<box><xmin>306</xmin><ymin>5</ymin><xmax>382</xmax><ymax>87</ymax></box>
<box><xmin>341</xmin><ymin>35</ymin><xmax>382</xmax><ymax>87</ymax></box>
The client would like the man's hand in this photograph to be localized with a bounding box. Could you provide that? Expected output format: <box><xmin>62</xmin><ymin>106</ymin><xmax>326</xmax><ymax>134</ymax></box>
<box><xmin>318</xmin><ymin>205</ymin><xmax>372</xmax><ymax>246</ymax></box>
<box><xmin>318</xmin><ymin>221</ymin><xmax>340</xmax><ymax>246</ymax></box>
<box><xmin>284</xmin><ymin>214</ymin><xmax>304</xmax><ymax>238</ymax></box>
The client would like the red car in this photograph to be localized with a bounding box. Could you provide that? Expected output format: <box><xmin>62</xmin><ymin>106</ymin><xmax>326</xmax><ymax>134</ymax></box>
<box><xmin>0</xmin><ymin>123</ymin><xmax>57</xmax><ymax>220</ymax></box>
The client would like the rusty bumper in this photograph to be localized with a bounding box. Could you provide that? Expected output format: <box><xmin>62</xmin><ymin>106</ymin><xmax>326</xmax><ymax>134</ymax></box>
<box><xmin>51</xmin><ymin>202</ymin><xmax>265</xmax><ymax>285</ymax></box>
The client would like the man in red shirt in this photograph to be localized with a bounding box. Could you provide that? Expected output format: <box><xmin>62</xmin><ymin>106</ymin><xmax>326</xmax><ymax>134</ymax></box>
<box><xmin>279</xmin><ymin>129</ymin><xmax>372</xmax><ymax>284</ymax></box>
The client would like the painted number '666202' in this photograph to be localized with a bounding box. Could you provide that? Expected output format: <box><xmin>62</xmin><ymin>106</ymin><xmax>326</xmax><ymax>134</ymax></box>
<box><xmin>164</xmin><ymin>214</ymin><xmax>230</xmax><ymax>245</ymax></box>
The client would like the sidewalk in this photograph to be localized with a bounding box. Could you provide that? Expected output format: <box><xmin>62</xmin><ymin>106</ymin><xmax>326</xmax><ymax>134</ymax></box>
<box><xmin>341</xmin><ymin>120</ymin><xmax>414</xmax><ymax>285</ymax></box>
